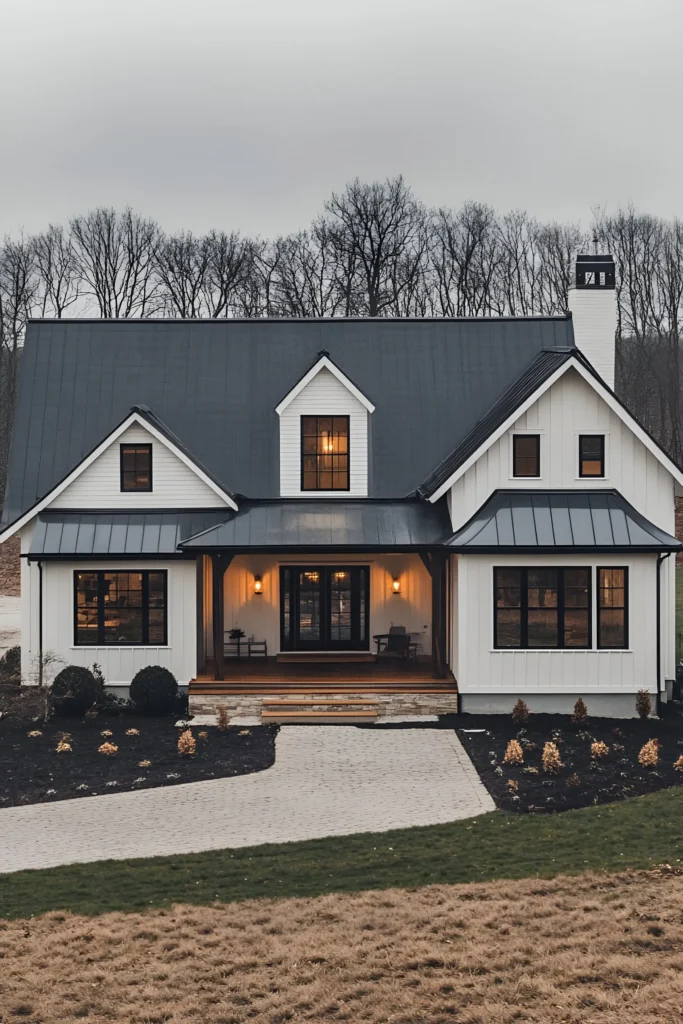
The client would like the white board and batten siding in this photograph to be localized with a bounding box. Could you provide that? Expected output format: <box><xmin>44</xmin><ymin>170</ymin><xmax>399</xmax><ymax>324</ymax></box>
<box><xmin>279</xmin><ymin>367</ymin><xmax>369</xmax><ymax>497</ymax></box>
<box><xmin>21</xmin><ymin>556</ymin><xmax>197</xmax><ymax>685</ymax></box>
<box><xmin>51</xmin><ymin>424</ymin><xmax>228</xmax><ymax>509</ymax></box>
<box><xmin>456</xmin><ymin>553</ymin><xmax>656</xmax><ymax>698</ymax></box>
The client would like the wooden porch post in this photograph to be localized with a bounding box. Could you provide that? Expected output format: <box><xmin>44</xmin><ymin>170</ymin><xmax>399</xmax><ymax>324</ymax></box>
<box><xmin>431</xmin><ymin>549</ymin><xmax>448</xmax><ymax>679</ymax></box>
<box><xmin>211</xmin><ymin>552</ymin><xmax>234</xmax><ymax>681</ymax></box>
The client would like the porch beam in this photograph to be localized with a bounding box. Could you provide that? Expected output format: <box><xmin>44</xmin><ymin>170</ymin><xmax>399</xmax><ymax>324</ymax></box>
<box><xmin>431</xmin><ymin>549</ymin><xmax>448</xmax><ymax>679</ymax></box>
<box><xmin>211</xmin><ymin>552</ymin><xmax>234</xmax><ymax>681</ymax></box>
<box><xmin>419</xmin><ymin>551</ymin><xmax>433</xmax><ymax>577</ymax></box>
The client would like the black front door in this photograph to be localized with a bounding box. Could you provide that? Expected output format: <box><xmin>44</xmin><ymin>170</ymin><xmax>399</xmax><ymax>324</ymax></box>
<box><xmin>280</xmin><ymin>566</ymin><xmax>369</xmax><ymax>651</ymax></box>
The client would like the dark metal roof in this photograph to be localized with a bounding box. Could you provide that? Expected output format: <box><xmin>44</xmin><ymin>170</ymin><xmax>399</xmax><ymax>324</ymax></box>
<box><xmin>446</xmin><ymin>490</ymin><xmax>682</xmax><ymax>553</ymax></box>
<box><xmin>28</xmin><ymin>511</ymin><xmax>228</xmax><ymax>559</ymax></box>
<box><xmin>419</xmin><ymin>349</ymin><xmax>576</xmax><ymax>498</ymax></box>
<box><xmin>2</xmin><ymin>316</ymin><xmax>575</xmax><ymax>526</ymax></box>
<box><xmin>179</xmin><ymin>499</ymin><xmax>452</xmax><ymax>550</ymax></box>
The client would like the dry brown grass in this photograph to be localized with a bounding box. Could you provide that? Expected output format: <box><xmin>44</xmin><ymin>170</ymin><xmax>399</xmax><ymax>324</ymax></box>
<box><xmin>2</xmin><ymin>871</ymin><xmax>683</xmax><ymax>1023</ymax></box>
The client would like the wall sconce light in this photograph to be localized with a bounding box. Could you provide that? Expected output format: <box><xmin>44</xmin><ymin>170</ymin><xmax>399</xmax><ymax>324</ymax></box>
<box><xmin>253</xmin><ymin>574</ymin><xmax>263</xmax><ymax>595</ymax></box>
<box><xmin>391</xmin><ymin>576</ymin><xmax>401</xmax><ymax>595</ymax></box>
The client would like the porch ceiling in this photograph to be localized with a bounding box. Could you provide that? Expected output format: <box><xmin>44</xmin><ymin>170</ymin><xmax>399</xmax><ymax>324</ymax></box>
<box><xmin>179</xmin><ymin>499</ymin><xmax>452</xmax><ymax>551</ymax></box>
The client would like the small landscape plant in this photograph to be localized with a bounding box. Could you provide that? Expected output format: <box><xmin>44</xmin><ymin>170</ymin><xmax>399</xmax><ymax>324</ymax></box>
<box><xmin>0</xmin><ymin>645</ymin><xmax>21</xmax><ymax>686</ymax></box>
<box><xmin>198</xmin><ymin>730</ymin><xmax>208</xmax><ymax>740</ymax></box>
<box><xmin>100</xmin><ymin>729</ymin><xmax>113</xmax><ymax>738</ymax></box>
<box><xmin>55</xmin><ymin>740</ymin><xmax>72</xmax><ymax>754</ymax></box>
<box><xmin>27</xmin><ymin>730</ymin><xmax>42</xmax><ymax>738</ymax></box>
<box><xmin>502</xmin><ymin>739</ymin><xmax>524</xmax><ymax>765</ymax></box>
<box><xmin>571</xmin><ymin>697</ymin><xmax>588</xmax><ymax>724</ymax></box>
<box><xmin>126</xmin><ymin>728</ymin><xmax>140</xmax><ymax>736</ymax></box>
<box><xmin>177</xmin><ymin>729</ymin><xmax>196</xmax><ymax>756</ymax></box>
<box><xmin>542</xmin><ymin>741</ymin><xmax>563</xmax><ymax>774</ymax></box>
<box><xmin>98</xmin><ymin>741</ymin><xmax>118</xmax><ymax>756</ymax></box>
<box><xmin>636</xmin><ymin>689</ymin><xmax>652</xmax><ymax>720</ymax></box>
<box><xmin>511</xmin><ymin>698</ymin><xmax>530</xmax><ymax>723</ymax></box>
<box><xmin>591</xmin><ymin>740</ymin><xmax>609</xmax><ymax>759</ymax></box>
<box><xmin>51</xmin><ymin>665</ymin><xmax>103</xmax><ymax>716</ymax></box>
<box><xmin>130</xmin><ymin>665</ymin><xmax>178</xmax><ymax>715</ymax></box>
<box><xmin>638</xmin><ymin>739</ymin><xmax>659</xmax><ymax>767</ymax></box>
<box><xmin>566</xmin><ymin>772</ymin><xmax>581</xmax><ymax>788</ymax></box>
<box><xmin>507</xmin><ymin>779</ymin><xmax>519</xmax><ymax>792</ymax></box>
<box><xmin>216</xmin><ymin>705</ymin><xmax>229</xmax><ymax>730</ymax></box>
<box><xmin>138</xmin><ymin>759</ymin><xmax>151</xmax><ymax>768</ymax></box>
<box><xmin>674</xmin><ymin>755</ymin><xmax>683</xmax><ymax>772</ymax></box>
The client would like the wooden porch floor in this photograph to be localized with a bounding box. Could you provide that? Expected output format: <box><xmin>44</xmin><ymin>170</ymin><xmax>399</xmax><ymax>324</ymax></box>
<box><xmin>190</xmin><ymin>656</ymin><xmax>457</xmax><ymax>695</ymax></box>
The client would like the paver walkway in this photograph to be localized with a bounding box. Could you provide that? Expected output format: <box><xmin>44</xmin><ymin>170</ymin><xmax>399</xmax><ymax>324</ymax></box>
<box><xmin>0</xmin><ymin>727</ymin><xmax>495</xmax><ymax>874</ymax></box>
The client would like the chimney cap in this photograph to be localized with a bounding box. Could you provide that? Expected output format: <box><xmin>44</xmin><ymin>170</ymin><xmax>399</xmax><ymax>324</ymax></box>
<box><xmin>575</xmin><ymin>253</ymin><xmax>616</xmax><ymax>290</ymax></box>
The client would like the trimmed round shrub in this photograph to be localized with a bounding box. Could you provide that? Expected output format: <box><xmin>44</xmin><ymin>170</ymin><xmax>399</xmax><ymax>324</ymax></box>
<box><xmin>51</xmin><ymin>665</ymin><xmax>103</xmax><ymax>715</ymax></box>
<box><xmin>0</xmin><ymin>645</ymin><xmax>21</xmax><ymax>685</ymax></box>
<box><xmin>130</xmin><ymin>665</ymin><xmax>178</xmax><ymax>714</ymax></box>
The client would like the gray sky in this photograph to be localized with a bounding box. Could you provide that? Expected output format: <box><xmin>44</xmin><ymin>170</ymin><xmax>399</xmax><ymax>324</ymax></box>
<box><xmin>1</xmin><ymin>0</ymin><xmax>681</xmax><ymax>239</ymax></box>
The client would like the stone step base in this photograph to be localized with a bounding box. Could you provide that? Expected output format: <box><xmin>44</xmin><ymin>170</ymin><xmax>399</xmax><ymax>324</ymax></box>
<box><xmin>189</xmin><ymin>691</ymin><xmax>460</xmax><ymax>723</ymax></box>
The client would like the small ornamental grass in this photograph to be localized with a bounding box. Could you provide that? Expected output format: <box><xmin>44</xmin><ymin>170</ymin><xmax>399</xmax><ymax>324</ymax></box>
<box><xmin>571</xmin><ymin>697</ymin><xmax>588</xmax><ymax>724</ymax></box>
<box><xmin>674</xmin><ymin>755</ymin><xmax>683</xmax><ymax>772</ymax></box>
<box><xmin>638</xmin><ymin>739</ymin><xmax>659</xmax><ymax>768</ymax></box>
<box><xmin>542</xmin><ymin>741</ymin><xmax>563</xmax><ymax>774</ymax></box>
<box><xmin>27</xmin><ymin>730</ymin><xmax>42</xmax><ymax>738</ymax></box>
<box><xmin>198</xmin><ymin>731</ymin><xmax>208</xmax><ymax>741</ymax></box>
<box><xmin>100</xmin><ymin>730</ymin><xmax>113</xmax><ymax>739</ymax></box>
<box><xmin>591</xmin><ymin>740</ymin><xmax>610</xmax><ymax>759</ymax></box>
<box><xmin>511</xmin><ymin>699</ymin><xmax>530</xmax><ymax>723</ymax></box>
<box><xmin>55</xmin><ymin>740</ymin><xmax>72</xmax><ymax>754</ymax></box>
<box><xmin>138</xmin><ymin>759</ymin><xmax>151</xmax><ymax>768</ymax></box>
<box><xmin>216</xmin><ymin>706</ymin><xmax>229</xmax><ymax>730</ymax></box>
<box><xmin>566</xmin><ymin>772</ymin><xmax>581</xmax><ymax>788</ymax></box>
<box><xmin>502</xmin><ymin>739</ymin><xmax>524</xmax><ymax>766</ymax></box>
<box><xmin>636</xmin><ymin>689</ymin><xmax>652</xmax><ymax>720</ymax></box>
<box><xmin>177</xmin><ymin>730</ymin><xmax>196</xmax><ymax>757</ymax></box>
<box><xmin>125</xmin><ymin>728</ymin><xmax>140</xmax><ymax>737</ymax></box>
<box><xmin>98</xmin><ymin>742</ymin><xmax>118</xmax><ymax>757</ymax></box>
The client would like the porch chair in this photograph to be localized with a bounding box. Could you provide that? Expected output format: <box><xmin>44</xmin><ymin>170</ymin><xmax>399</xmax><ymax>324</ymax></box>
<box><xmin>376</xmin><ymin>630</ymin><xmax>415</xmax><ymax>663</ymax></box>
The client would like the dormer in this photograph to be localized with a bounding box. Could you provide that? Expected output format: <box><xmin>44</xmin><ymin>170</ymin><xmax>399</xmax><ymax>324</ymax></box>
<box><xmin>275</xmin><ymin>352</ymin><xmax>375</xmax><ymax>497</ymax></box>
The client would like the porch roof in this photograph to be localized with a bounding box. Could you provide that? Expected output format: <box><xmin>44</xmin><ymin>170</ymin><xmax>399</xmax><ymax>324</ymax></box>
<box><xmin>446</xmin><ymin>489</ymin><xmax>682</xmax><ymax>553</ymax></box>
<box><xmin>179</xmin><ymin>499</ymin><xmax>452</xmax><ymax>551</ymax></box>
<box><xmin>28</xmin><ymin>510</ymin><xmax>228</xmax><ymax>559</ymax></box>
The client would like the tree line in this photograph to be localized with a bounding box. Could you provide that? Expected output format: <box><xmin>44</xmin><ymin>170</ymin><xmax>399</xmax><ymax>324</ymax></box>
<box><xmin>1</xmin><ymin>175</ymin><xmax>682</xmax><ymax>505</ymax></box>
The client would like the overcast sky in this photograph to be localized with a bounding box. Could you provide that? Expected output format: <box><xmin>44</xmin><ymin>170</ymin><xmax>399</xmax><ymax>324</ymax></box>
<box><xmin>1</xmin><ymin>0</ymin><xmax>681</xmax><ymax>240</ymax></box>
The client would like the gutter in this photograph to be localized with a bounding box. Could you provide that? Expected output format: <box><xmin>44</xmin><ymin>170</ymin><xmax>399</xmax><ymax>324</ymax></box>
<box><xmin>656</xmin><ymin>551</ymin><xmax>672</xmax><ymax>717</ymax></box>
<box><xmin>38</xmin><ymin>559</ymin><xmax>44</xmax><ymax>687</ymax></box>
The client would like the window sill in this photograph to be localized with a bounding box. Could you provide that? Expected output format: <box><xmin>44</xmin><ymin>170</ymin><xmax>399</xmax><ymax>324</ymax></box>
<box><xmin>490</xmin><ymin>648</ymin><xmax>632</xmax><ymax>654</ymax></box>
<box><xmin>71</xmin><ymin>645</ymin><xmax>171</xmax><ymax>650</ymax></box>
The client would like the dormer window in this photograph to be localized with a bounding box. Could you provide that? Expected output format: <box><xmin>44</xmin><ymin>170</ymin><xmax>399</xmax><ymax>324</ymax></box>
<box><xmin>301</xmin><ymin>416</ymin><xmax>349</xmax><ymax>491</ymax></box>
<box><xmin>120</xmin><ymin>443</ymin><xmax>152</xmax><ymax>492</ymax></box>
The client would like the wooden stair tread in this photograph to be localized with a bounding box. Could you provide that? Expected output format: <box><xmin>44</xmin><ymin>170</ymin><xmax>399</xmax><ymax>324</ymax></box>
<box><xmin>276</xmin><ymin>653</ymin><xmax>376</xmax><ymax>664</ymax></box>
<box><xmin>262</xmin><ymin>698</ymin><xmax>380</xmax><ymax>706</ymax></box>
<box><xmin>262</xmin><ymin>709</ymin><xmax>378</xmax><ymax>719</ymax></box>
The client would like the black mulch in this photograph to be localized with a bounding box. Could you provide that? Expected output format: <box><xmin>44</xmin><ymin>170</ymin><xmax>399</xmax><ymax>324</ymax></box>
<box><xmin>0</xmin><ymin>711</ymin><xmax>277</xmax><ymax>808</ymax></box>
<box><xmin>457</xmin><ymin>711</ymin><xmax>683</xmax><ymax>813</ymax></box>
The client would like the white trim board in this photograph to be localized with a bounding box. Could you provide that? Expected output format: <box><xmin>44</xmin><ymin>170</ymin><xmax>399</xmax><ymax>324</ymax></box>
<box><xmin>275</xmin><ymin>355</ymin><xmax>375</xmax><ymax>415</ymax></box>
<box><xmin>428</xmin><ymin>356</ymin><xmax>683</xmax><ymax>502</ymax></box>
<box><xmin>0</xmin><ymin>411</ymin><xmax>238</xmax><ymax>544</ymax></box>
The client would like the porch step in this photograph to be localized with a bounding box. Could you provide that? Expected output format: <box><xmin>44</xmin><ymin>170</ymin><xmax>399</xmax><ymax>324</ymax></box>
<box><xmin>262</xmin><ymin>709</ymin><xmax>378</xmax><ymax>724</ymax></box>
<box><xmin>190</xmin><ymin>684</ymin><xmax>454</xmax><ymax>695</ymax></box>
<box><xmin>276</xmin><ymin>653</ymin><xmax>376</xmax><ymax>664</ymax></box>
<box><xmin>262</xmin><ymin>697</ymin><xmax>380</xmax><ymax>706</ymax></box>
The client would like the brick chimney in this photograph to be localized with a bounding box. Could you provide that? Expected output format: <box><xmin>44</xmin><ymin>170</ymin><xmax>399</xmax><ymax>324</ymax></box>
<box><xmin>567</xmin><ymin>253</ymin><xmax>617</xmax><ymax>389</ymax></box>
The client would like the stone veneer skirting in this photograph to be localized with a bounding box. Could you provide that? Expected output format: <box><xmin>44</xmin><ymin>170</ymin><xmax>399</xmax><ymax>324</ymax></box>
<box><xmin>189</xmin><ymin>692</ymin><xmax>460</xmax><ymax>721</ymax></box>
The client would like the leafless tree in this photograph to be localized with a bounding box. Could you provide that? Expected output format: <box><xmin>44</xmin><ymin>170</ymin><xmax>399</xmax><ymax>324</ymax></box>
<box><xmin>33</xmin><ymin>225</ymin><xmax>80</xmax><ymax>317</ymax></box>
<box><xmin>70</xmin><ymin>207</ymin><xmax>162</xmax><ymax>317</ymax></box>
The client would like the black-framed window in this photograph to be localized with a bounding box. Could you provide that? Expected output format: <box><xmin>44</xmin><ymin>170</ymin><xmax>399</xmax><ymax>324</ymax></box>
<box><xmin>512</xmin><ymin>434</ymin><xmax>540</xmax><ymax>478</ymax></box>
<box><xmin>301</xmin><ymin>416</ymin><xmax>350</xmax><ymax>491</ymax></box>
<box><xmin>494</xmin><ymin>567</ymin><xmax>591</xmax><ymax>649</ymax></box>
<box><xmin>597</xmin><ymin>567</ymin><xmax>628</xmax><ymax>648</ymax></box>
<box><xmin>74</xmin><ymin>571</ymin><xmax>167</xmax><ymax>646</ymax></box>
<box><xmin>120</xmin><ymin>444</ymin><xmax>153</xmax><ymax>492</ymax></box>
<box><xmin>579</xmin><ymin>435</ymin><xmax>605</xmax><ymax>477</ymax></box>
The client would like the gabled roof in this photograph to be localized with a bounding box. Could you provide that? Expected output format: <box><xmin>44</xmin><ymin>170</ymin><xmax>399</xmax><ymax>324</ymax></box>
<box><xmin>0</xmin><ymin>407</ymin><xmax>237</xmax><ymax>543</ymax></box>
<box><xmin>179</xmin><ymin>498</ymin><xmax>451</xmax><ymax>550</ymax></box>
<box><xmin>446</xmin><ymin>489</ymin><xmax>682</xmax><ymax>552</ymax></box>
<box><xmin>419</xmin><ymin>348</ymin><xmax>683</xmax><ymax>501</ymax></box>
<box><xmin>2</xmin><ymin>315</ymin><xmax>575</xmax><ymax>525</ymax></box>
<box><xmin>275</xmin><ymin>351</ymin><xmax>375</xmax><ymax>414</ymax></box>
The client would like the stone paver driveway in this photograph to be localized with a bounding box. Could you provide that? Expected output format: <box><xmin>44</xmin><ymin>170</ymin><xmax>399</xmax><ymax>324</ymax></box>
<box><xmin>0</xmin><ymin>727</ymin><xmax>495</xmax><ymax>874</ymax></box>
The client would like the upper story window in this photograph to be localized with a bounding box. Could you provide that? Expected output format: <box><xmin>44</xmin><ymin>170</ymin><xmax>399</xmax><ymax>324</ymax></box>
<box><xmin>512</xmin><ymin>434</ymin><xmax>540</xmax><ymax>478</ymax></box>
<box><xmin>120</xmin><ymin>443</ymin><xmax>152</xmax><ymax>492</ymax></box>
<box><xmin>579</xmin><ymin>435</ymin><xmax>605</xmax><ymax>477</ymax></box>
<box><xmin>301</xmin><ymin>416</ymin><xmax>349</xmax><ymax>491</ymax></box>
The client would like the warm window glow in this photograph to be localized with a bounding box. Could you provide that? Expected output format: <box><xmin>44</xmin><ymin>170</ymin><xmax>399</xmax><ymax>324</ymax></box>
<box><xmin>120</xmin><ymin>444</ymin><xmax>152</xmax><ymax>492</ymax></box>
<box><xmin>579</xmin><ymin>435</ymin><xmax>605</xmax><ymax>477</ymax></box>
<box><xmin>301</xmin><ymin>416</ymin><xmax>350</xmax><ymax>490</ymax></box>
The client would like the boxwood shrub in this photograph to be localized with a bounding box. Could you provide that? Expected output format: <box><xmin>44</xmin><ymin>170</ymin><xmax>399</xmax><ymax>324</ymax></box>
<box><xmin>0</xmin><ymin>645</ymin><xmax>21</xmax><ymax>685</ymax></box>
<box><xmin>51</xmin><ymin>665</ymin><xmax>103</xmax><ymax>715</ymax></box>
<box><xmin>130</xmin><ymin>665</ymin><xmax>178</xmax><ymax>714</ymax></box>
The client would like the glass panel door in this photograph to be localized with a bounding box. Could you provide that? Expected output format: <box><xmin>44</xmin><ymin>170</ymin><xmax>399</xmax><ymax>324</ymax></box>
<box><xmin>279</xmin><ymin>566</ymin><xmax>370</xmax><ymax>651</ymax></box>
<box><xmin>329</xmin><ymin>570</ymin><xmax>352</xmax><ymax>645</ymax></box>
<box><xmin>297</xmin><ymin>569</ymin><xmax>323</xmax><ymax>648</ymax></box>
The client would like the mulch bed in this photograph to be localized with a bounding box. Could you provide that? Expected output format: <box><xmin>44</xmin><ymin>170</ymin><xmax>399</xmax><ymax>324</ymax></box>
<box><xmin>0</xmin><ymin>708</ymin><xmax>277</xmax><ymax>807</ymax></box>
<box><xmin>457</xmin><ymin>711</ymin><xmax>683</xmax><ymax>813</ymax></box>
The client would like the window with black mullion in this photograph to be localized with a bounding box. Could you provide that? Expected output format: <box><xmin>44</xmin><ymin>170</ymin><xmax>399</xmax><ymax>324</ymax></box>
<box><xmin>494</xmin><ymin>567</ymin><xmax>591</xmax><ymax>649</ymax></box>
<box><xmin>120</xmin><ymin>444</ymin><xmax>153</xmax><ymax>491</ymax></box>
<box><xmin>301</xmin><ymin>416</ymin><xmax>349</xmax><ymax>490</ymax></box>
<box><xmin>513</xmin><ymin>435</ymin><xmax>540</xmax><ymax>477</ymax></box>
<box><xmin>579</xmin><ymin>435</ymin><xmax>605</xmax><ymax>477</ymax></box>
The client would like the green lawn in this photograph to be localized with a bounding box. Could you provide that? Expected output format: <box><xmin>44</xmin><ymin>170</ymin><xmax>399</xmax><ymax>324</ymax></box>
<box><xmin>3</xmin><ymin>786</ymin><xmax>683</xmax><ymax>920</ymax></box>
